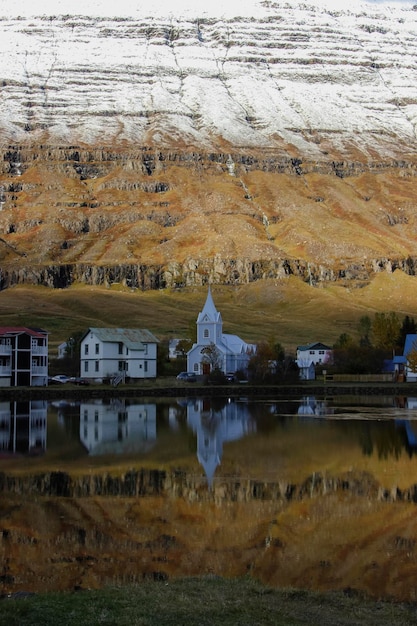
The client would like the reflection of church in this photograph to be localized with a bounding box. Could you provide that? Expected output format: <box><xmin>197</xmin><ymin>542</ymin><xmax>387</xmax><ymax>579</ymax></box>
<box><xmin>80</xmin><ymin>399</ymin><xmax>156</xmax><ymax>455</ymax></box>
<box><xmin>0</xmin><ymin>400</ymin><xmax>47</xmax><ymax>455</ymax></box>
<box><xmin>186</xmin><ymin>398</ymin><xmax>255</xmax><ymax>486</ymax></box>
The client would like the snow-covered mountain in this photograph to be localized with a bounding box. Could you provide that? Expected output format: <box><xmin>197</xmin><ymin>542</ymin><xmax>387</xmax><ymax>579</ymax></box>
<box><xmin>1</xmin><ymin>0</ymin><xmax>416</xmax><ymax>158</ymax></box>
<box><xmin>0</xmin><ymin>0</ymin><xmax>416</xmax><ymax>290</ymax></box>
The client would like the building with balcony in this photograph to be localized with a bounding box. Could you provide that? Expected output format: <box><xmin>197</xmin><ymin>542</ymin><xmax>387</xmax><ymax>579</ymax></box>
<box><xmin>0</xmin><ymin>327</ymin><xmax>48</xmax><ymax>387</ymax></box>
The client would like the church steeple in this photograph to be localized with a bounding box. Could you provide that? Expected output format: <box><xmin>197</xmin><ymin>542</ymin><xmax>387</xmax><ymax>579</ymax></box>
<box><xmin>196</xmin><ymin>286</ymin><xmax>223</xmax><ymax>345</ymax></box>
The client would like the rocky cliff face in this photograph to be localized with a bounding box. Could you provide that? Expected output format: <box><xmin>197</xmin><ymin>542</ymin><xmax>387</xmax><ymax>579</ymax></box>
<box><xmin>0</xmin><ymin>1</ymin><xmax>416</xmax><ymax>289</ymax></box>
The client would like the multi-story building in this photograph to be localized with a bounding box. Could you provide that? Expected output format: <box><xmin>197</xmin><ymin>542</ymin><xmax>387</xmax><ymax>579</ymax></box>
<box><xmin>0</xmin><ymin>327</ymin><xmax>48</xmax><ymax>387</ymax></box>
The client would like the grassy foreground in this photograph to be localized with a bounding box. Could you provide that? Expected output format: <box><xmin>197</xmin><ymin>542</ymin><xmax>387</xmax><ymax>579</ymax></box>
<box><xmin>1</xmin><ymin>578</ymin><xmax>416</xmax><ymax>626</ymax></box>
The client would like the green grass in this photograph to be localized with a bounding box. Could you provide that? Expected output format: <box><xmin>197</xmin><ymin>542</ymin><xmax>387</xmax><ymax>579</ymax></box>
<box><xmin>0</xmin><ymin>578</ymin><xmax>416</xmax><ymax>626</ymax></box>
<box><xmin>2</xmin><ymin>272</ymin><xmax>417</xmax><ymax>356</ymax></box>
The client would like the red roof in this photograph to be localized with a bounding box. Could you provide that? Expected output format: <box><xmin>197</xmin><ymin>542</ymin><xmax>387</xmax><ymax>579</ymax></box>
<box><xmin>0</xmin><ymin>326</ymin><xmax>48</xmax><ymax>338</ymax></box>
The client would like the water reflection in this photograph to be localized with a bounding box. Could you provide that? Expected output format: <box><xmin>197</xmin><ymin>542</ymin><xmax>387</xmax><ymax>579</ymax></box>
<box><xmin>185</xmin><ymin>397</ymin><xmax>255</xmax><ymax>486</ymax></box>
<box><xmin>0</xmin><ymin>400</ymin><xmax>47</xmax><ymax>455</ymax></box>
<box><xmin>5</xmin><ymin>394</ymin><xmax>417</xmax><ymax>600</ymax></box>
<box><xmin>79</xmin><ymin>399</ymin><xmax>157</xmax><ymax>455</ymax></box>
<box><xmin>4</xmin><ymin>394</ymin><xmax>417</xmax><ymax>478</ymax></box>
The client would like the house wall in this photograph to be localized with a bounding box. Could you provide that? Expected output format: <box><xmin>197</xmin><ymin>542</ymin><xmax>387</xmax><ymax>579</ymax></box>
<box><xmin>81</xmin><ymin>334</ymin><xmax>157</xmax><ymax>380</ymax></box>
<box><xmin>296</xmin><ymin>348</ymin><xmax>332</xmax><ymax>368</ymax></box>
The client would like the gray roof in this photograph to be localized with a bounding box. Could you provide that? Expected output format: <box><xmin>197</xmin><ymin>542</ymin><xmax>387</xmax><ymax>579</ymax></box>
<box><xmin>87</xmin><ymin>328</ymin><xmax>159</xmax><ymax>349</ymax></box>
<box><xmin>297</xmin><ymin>342</ymin><xmax>332</xmax><ymax>352</ymax></box>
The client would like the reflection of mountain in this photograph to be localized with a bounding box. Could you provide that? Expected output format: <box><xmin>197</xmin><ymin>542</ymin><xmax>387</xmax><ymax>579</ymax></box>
<box><xmin>0</xmin><ymin>400</ymin><xmax>47</xmax><ymax>455</ymax></box>
<box><xmin>186</xmin><ymin>398</ymin><xmax>255</xmax><ymax>486</ymax></box>
<box><xmin>79</xmin><ymin>399</ymin><xmax>156</xmax><ymax>455</ymax></box>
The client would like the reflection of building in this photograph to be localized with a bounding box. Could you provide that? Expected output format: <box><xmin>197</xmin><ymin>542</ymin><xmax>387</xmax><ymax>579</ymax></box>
<box><xmin>80</xmin><ymin>328</ymin><xmax>159</xmax><ymax>382</ymax></box>
<box><xmin>187</xmin><ymin>288</ymin><xmax>256</xmax><ymax>376</ymax></box>
<box><xmin>80</xmin><ymin>399</ymin><xmax>157</xmax><ymax>454</ymax></box>
<box><xmin>297</xmin><ymin>396</ymin><xmax>329</xmax><ymax>416</ymax></box>
<box><xmin>0</xmin><ymin>400</ymin><xmax>47</xmax><ymax>454</ymax></box>
<box><xmin>0</xmin><ymin>327</ymin><xmax>48</xmax><ymax>387</ymax></box>
<box><xmin>186</xmin><ymin>398</ymin><xmax>255</xmax><ymax>486</ymax></box>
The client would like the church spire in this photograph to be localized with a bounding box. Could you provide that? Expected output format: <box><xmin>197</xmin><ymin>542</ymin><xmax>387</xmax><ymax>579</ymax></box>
<box><xmin>196</xmin><ymin>286</ymin><xmax>223</xmax><ymax>344</ymax></box>
<box><xmin>198</xmin><ymin>285</ymin><xmax>220</xmax><ymax>322</ymax></box>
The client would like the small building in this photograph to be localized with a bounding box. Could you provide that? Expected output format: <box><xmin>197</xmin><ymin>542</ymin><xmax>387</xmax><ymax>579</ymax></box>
<box><xmin>57</xmin><ymin>342</ymin><xmax>68</xmax><ymax>359</ymax></box>
<box><xmin>296</xmin><ymin>342</ymin><xmax>333</xmax><ymax>380</ymax></box>
<box><xmin>403</xmin><ymin>334</ymin><xmax>417</xmax><ymax>382</ymax></box>
<box><xmin>0</xmin><ymin>327</ymin><xmax>48</xmax><ymax>387</ymax></box>
<box><xmin>80</xmin><ymin>328</ymin><xmax>159</xmax><ymax>382</ymax></box>
<box><xmin>187</xmin><ymin>287</ymin><xmax>256</xmax><ymax>376</ymax></box>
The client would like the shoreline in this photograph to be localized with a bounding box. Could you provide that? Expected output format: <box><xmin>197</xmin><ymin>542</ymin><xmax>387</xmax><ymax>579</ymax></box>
<box><xmin>1</xmin><ymin>379</ymin><xmax>417</xmax><ymax>401</ymax></box>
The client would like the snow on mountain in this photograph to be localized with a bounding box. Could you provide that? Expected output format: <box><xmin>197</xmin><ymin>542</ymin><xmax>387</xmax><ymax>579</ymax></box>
<box><xmin>0</xmin><ymin>0</ymin><xmax>416</xmax><ymax>157</ymax></box>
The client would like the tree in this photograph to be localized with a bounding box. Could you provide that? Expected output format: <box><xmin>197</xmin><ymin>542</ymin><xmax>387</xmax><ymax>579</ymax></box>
<box><xmin>175</xmin><ymin>338</ymin><xmax>193</xmax><ymax>358</ymax></box>
<box><xmin>358</xmin><ymin>315</ymin><xmax>372</xmax><ymax>346</ymax></box>
<box><xmin>397</xmin><ymin>315</ymin><xmax>417</xmax><ymax>348</ymax></box>
<box><xmin>371</xmin><ymin>312</ymin><xmax>401</xmax><ymax>351</ymax></box>
<box><xmin>333</xmin><ymin>333</ymin><xmax>354</xmax><ymax>349</ymax></box>
<box><xmin>406</xmin><ymin>340</ymin><xmax>417</xmax><ymax>374</ymax></box>
<box><xmin>201</xmin><ymin>342</ymin><xmax>223</xmax><ymax>372</ymax></box>
<box><xmin>248</xmin><ymin>341</ymin><xmax>275</xmax><ymax>381</ymax></box>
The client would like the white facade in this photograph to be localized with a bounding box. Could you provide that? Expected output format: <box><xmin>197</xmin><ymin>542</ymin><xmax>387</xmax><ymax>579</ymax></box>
<box><xmin>80</xmin><ymin>328</ymin><xmax>159</xmax><ymax>382</ymax></box>
<box><xmin>296</xmin><ymin>342</ymin><xmax>333</xmax><ymax>380</ymax></box>
<box><xmin>187</xmin><ymin>287</ymin><xmax>256</xmax><ymax>375</ymax></box>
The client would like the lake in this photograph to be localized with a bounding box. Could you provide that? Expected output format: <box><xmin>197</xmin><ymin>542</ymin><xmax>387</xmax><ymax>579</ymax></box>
<box><xmin>2</xmin><ymin>393</ymin><xmax>417</xmax><ymax>600</ymax></box>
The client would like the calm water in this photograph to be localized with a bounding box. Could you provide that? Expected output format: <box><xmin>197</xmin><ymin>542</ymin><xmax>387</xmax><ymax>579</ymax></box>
<box><xmin>3</xmin><ymin>393</ymin><xmax>417</xmax><ymax>598</ymax></box>
<box><xmin>2</xmin><ymin>394</ymin><xmax>417</xmax><ymax>480</ymax></box>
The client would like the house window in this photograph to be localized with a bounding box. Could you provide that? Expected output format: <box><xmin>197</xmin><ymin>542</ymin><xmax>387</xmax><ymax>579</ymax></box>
<box><xmin>95</xmin><ymin>343</ymin><xmax>99</xmax><ymax>354</ymax></box>
<box><xmin>194</xmin><ymin>363</ymin><xmax>198</xmax><ymax>372</ymax></box>
<box><xmin>143</xmin><ymin>344</ymin><xmax>148</xmax><ymax>355</ymax></box>
<box><xmin>84</xmin><ymin>361</ymin><xmax>89</xmax><ymax>372</ymax></box>
<box><xmin>144</xmin><ymin>361</ymin><xmax>148</xmax><ymax>373</ymax></box>
<box><xmin>319</xmin><ymin>350</ymin><xmax>325</xmax><ymax>355</ymax></box>
<box><xmin>95</xmin><ymin>361</ymin><xmax>99</xmax><ymax>372</ymax></box>
<box><xmin>85</xmin><ymin>344</ymin><xmax>89</xmax><ymax>355</ymax></box>
<box><xmin>118</xmin><ymin>342</ymin><xmax>123</xmax><ymax>355</ymax></box>
<box><xmin>204</xmin><ymin>329</ymin><xmax>209</xmax><ymax>338</ymax></box>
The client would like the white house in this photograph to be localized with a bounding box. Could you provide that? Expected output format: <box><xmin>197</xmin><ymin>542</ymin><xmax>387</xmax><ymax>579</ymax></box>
<box><xmin>0</xmin><ymin>327</ymin><xmax>48</xmax><ymax>387</ymax></box>
<box><xmin>296</xmin><ymin>342</ymin><xmax>333</xmax><ymax>380</ymax></box>
<box><xmin>187</xmin><ymin>287</ymin><xmax>256</xmax><ymax>376</ymax></box>
<box><xmin>80</xmin><ymin>328</ymin><xmax>159</xmax><ymax>382</ymax></box>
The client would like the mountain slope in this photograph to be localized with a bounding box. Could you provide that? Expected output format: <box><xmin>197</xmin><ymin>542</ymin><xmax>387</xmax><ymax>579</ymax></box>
<box><xmin>0</xmin><ymin>0</ymin><xmax>416</xmax><ymax>289</ymax></box>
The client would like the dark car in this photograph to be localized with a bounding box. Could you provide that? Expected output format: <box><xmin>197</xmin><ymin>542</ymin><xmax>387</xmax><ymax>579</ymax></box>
<box><xmin>176</xmin><ymin>372</ymin><xmax>197</xmax><ymax>382</ymax></box>
<box><xmin>69</xmin><ymin>377</ymin><xmax>90</xmax><ymax>386</ymax></box>
<box><xmin>225</xmin><ymin>372</ymin><xmax>236</xmax><ymax>382</ymax></box>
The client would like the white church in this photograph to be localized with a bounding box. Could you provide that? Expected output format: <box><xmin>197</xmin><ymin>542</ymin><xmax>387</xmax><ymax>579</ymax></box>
<box><xmin>187</xmin><ymin>287</ymin><xmax>256</xmax><ymax>376</ymax></box>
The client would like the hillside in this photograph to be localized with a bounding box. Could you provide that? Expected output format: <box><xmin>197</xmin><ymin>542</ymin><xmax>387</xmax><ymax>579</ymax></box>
<box><xmin>0</xmin><ymin>0</ymin><xmax>416</xmax><ymax>291</ymax></box>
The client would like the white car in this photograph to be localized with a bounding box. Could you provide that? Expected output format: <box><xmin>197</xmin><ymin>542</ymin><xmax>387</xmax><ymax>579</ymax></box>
<box><xmin>51</xmin><ymin>375</ymin><xmax>70</xmax><ymax>384</ymax></box>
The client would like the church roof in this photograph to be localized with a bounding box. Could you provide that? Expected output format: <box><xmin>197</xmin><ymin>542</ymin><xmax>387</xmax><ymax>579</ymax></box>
<box><xmin>197</xmin><ymin>286</ymin><xmax>222</xmax><ymax>323</ymax></box>
<box><xmin>222</xmin><ymin>333</ymin><xmax>254</xmax><ymax>355</ymax></box>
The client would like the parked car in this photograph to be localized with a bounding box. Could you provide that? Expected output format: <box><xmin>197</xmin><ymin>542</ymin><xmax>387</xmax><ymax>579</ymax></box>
<box><xmin>176</xmin><ymin>372</ymin><xmax>197</xmax><ymax>382</ymax></box>
<box><xmin>69</xmin><ymin>377</ymin><xmax>90</xmax><ymax>386</ymax></box>
<box><xmin>225</xmin><ymin>372</ymin><xmax>236</xmax><ymax>382</ymax></box>
<box><xmin>50</xmin><ymin>375</ymin><xmax>70</xmax><ymax>384</ymax></box>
